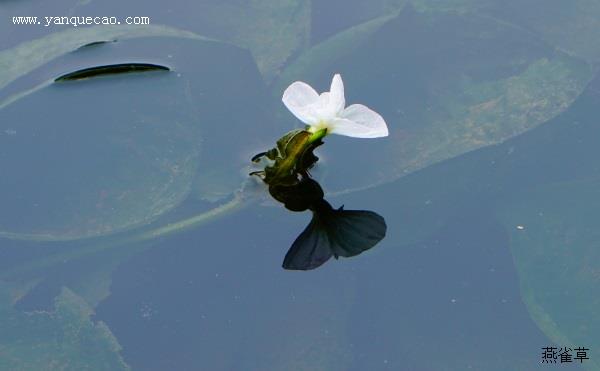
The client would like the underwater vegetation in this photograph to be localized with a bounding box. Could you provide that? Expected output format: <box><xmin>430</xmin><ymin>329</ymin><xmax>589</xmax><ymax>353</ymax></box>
<box><xmin>1</xmin><ymin>0</ymin><xmax>600</xmax><ymax>368</ymax></box>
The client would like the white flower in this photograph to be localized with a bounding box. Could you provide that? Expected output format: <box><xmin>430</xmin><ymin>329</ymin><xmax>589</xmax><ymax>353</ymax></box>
<box><xmin>282</xmin><ymin>74</ymin><xmax>389</xmax><ymax>138</ymax></box>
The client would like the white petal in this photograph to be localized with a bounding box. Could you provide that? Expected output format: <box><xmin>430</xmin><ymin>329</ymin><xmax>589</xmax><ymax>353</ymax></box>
<box><xmin>312</xmin><ymin>92</ymin><xmax>338</xmax><ymax>121</ymax></box>
<box><xmin>326</xmin><ymin>118</ymin><xmax>378</xmax><ymax>138</ymax></box>
<box><xmin>329</xmin><ymin>74</ymin><xmax>345</xmax><ymax>114</ymax></box>
<box><xmin>282</xmin><ymin>81</ymin><xmax>320</xmax><ymax>123</ymax></box>
<box><xmin>336</xmin><ymin>104</ymin><xmax>389</xmax><ymax>138</ymax></box>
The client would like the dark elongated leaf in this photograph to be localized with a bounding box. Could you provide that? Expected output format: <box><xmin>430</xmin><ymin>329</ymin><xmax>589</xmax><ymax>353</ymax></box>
<box><xmin>55</xmin><ymin>63</ymin><xmax>169</xmax><ymax>81</ymax></box>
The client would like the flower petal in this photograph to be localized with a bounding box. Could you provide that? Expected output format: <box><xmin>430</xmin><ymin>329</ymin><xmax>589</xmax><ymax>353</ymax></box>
<box><xmin>310</xmin><ymin>92</ymin><xmax>337</xmax><ymax>121</ymax></box>
<box><xmin>282</xmin><ymin>81</ymin><xmax>320</xmax><ymax>123</ymax></box>
<box><xmin>329</xmin><ymin>74</ymin><xmax>345</xmax><ymax>114</ymax></box>
<box><xmin>326</xmin><ymin>118</ymin><xmax>377</xmax><ymax>138</ymax></box>
<box><xmin>334</xmin><ymin>104</ymin><xmax>389</xmax><ymax>138</ymax></box>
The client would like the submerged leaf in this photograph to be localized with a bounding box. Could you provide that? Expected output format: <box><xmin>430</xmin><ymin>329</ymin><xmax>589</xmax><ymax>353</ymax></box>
<box><xmin>190</xmin><ymin>0</ymin><xmax>311</xmax><ymax>80</ymax></box>
<box><xmin>287</xmin><ymin>7</ymin><xmax>592</xmax><ymax>194</ymax></box>
<box><xmin>274</xmin><ymin>11</ymin><xmax>398</xmax><ymax>94</ymax></box>
<box><xmin>496</xmin><ymin>179</ymin><xmax>600</xmax><ymax>371</ymax></box>
<box><xmin>0</xmin><ymin>35</ymin><xmax>266</xmax><ymax>241</ymax></box>
<box><xmin>0</xmin><ymin>69</ymin><xmax>198</xmax><ymax>241</ymax></box>
<box><xmin>350</xmin><ymin>68</ymin><xmax>600</xmax><ymax>249</ymax></box>
<box><xmin>0</xmin><ymin>283</ymin><xmax>129</xmax><ymax>370</ymax></box>
<box><xmin>485</xmin><ymin>0</ymin><xmax>600</xmax><ymax>63</ymax></box>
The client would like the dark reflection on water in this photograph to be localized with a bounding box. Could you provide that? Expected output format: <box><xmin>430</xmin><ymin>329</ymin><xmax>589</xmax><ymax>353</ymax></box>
<box><xmin>278</xmin><ymin>177</ymin><xmax>386</xmax><ymax>271</ymax></box>
<box><xmin>250</xmin><ymin>129</ymin><xmax>387</xmax><ymax>270</ymax></box>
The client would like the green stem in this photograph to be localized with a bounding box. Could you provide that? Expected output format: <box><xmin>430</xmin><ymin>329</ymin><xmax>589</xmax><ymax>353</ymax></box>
<box><xmin>135</xmin><ymin>191</ymin><xmax>248</xmax><ymax>241</ymax></box>
<box><xmin>308</xmin><ymin>128</ymin><xmax>327</xmax><ymax>143</ymax></box>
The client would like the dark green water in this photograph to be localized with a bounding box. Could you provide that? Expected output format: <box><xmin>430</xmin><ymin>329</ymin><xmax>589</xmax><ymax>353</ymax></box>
<box><xmin>1</xmin><ymin>1</ymin><xmax>599</xmax><ymax>370</ymax></box>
